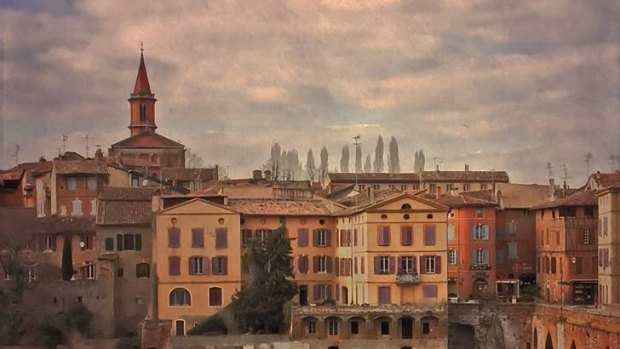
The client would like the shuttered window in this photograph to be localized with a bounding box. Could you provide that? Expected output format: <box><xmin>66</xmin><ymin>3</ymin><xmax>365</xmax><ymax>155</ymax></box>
<box><xmin>168</xmin><ymin>228</ymin><xmax>180</xmax><ymax>248</ymax></box>
<box><xmin>192</xmin><ymin>228</ymin><xmax>204</xmax><ymax>248</ymax></box>
<box><xmin>168</xmin><ymin>256</ymin><xmax>181</xmax><ymax>276</ymax></box>
<box><xmin>298</xmin><ymin>229</ymin><xmax>309</xmax><ymax>247</ymax></box>
<box><xmin>215</xmin><ymin>228</ymin><xmax>228</xmax><ymax>249</ymax></box>
<box><xmin>212</xmin><ymin>256</ymin><xmax>228</xmax><ymax>275</ymax></box>
<box><xmin>401</xmin><ymin>226</ymin><xmax>413</xmax><ymax>246</ymax></box>
<box><xmin>424</xmin><ymin>225</ymin><xmax>436</xmax><ymax>246</ymax></box>
<box><xmin>378</xmin><ymin>286</ymin><xmax>391</xmax><ymax>304</ymax></box>
<box><xmin>378</xmin><ymin>226</ymin><xmax>391</xmax><ymax>246</ymax></box>
<box><xmin>423</xmin><ymin>285</ymin><xmax>438</xmax><ymax>298</ymax></box>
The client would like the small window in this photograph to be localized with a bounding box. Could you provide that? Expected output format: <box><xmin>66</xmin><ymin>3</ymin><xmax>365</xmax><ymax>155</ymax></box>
<box><xmin>328</xmin><ymin>319</ymin><xmax>339</xmax><ymax>336</ymax></box>
<box><xmin>117</xmin><ymin>268</ymin><xmax>124</xmax><ymax>277</ymax></box>
<box><xmin>83</xmin><ymin>263</ymin><xmax>96</xmax><ymax>280</ymax></box>
<box><xmin>425</xmin><ymin>256</ymin><xmax>436</xmax><ymax>273</ymax></box>
<box><xmin>209</xmin><ymin>287</ymin><xmax>223</xmax><ymax>306</ymax></box>
<box><xmin>317</xmin><ymin>229</ymin><xmax>329</xmax><ymax>247</ymax></box>
<box><xmin>476</xmin><ymin>207</ymin><xmax>484</xmax><ymax>218</ymax></box>
<box><xmin>66</xmin><ymin>177</ymin><xmax>77</xmax><ymax>191</ymax></box>
<box><xmin>350</xmin><ymin>320</ymin><xmax>359</xmax><ymax>334</ymax></box>
<box><xmin>422</xmin><ymin>322</ymin><xmax>431</xmax><ymax>334</ymax></box>
<box><xmin>448</xmin><ymin>249</ymin><xmax>457</xmax><ymax>264</ymax></box>
<box><xmin>401</xmin><ymin>203</ymin><xmax>412</xmax><ymax>210</ymax></box>
<box><xmin>307</xmin><ymin>319</ymin><xmax>317</xmax><ymax>334</ymax></box>
<box><xmin>136</xmin><ymin>263</ymin><xmax>150</xmax><ymax>278</ymax></box>
<box><xmin>212</xmin><ymin>256</ymin><xmax>228</xmax><ymax>275</ymax></box>
<box><xmin>380</xmin><ymin>321</ymin><xmax>390</xmax><ymax>335</ymax></box>
<box><xmin>86</xmin><ymin>177</ymin><xmax>97</xmax><ymax>191</ymax></box>
<box><xmin>189</xmin><ymin>257</ymin><xmax>205</xmax><ymax>275</ymax></box>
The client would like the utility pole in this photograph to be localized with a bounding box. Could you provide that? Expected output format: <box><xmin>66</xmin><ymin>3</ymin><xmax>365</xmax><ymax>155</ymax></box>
<box><xmin>353</xmin><ymin>135</ymin><xmax>361</xmax><ymax>205</ymax></box>
<box><xmin>62</xmin><ymin>134</ymin><xmax>68</xmax><ymax>155</ymax></box>
<box><xmin>85</xmin><ymin>134</ymin><xmax>90</xmax><ymax>158</ymax></box>
<box><xmin>584</xmin><ymin>153</ymin><xmax>593</xmax><ymax>178</ymax></box>
<box><xmin>12</xmin><ymin>144</ymin><xmax>19</xmax><ymax>165</ymax></box>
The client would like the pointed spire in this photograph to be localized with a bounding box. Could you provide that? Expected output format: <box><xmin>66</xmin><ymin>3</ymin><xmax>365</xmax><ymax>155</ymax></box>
<box><xmin>133</xmin><ymin>45</ymin><xmax>152</xmax><ymax>96</ymax></box>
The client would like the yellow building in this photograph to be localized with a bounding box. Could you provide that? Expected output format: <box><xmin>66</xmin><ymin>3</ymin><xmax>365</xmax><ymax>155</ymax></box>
<box><xmin>597</xmin><ymin>182</ymin><xmax>620</xmax><ymax>306</ymax></box>
<box><xmin>154</xmin><ymin>198</ymin><xmax>241</xmax><ymax>335</ymax></box>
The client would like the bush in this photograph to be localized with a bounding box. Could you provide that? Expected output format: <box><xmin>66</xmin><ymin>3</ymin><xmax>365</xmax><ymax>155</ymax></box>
<box><xmin>64</xmin><ymin>303</ymin><xmax>92</xmax><ymax>336</ymax></box>
<box><xmin>116</xmin><ymin>336</ymin><xmax>140</xmax><ymax>349</ymax></box>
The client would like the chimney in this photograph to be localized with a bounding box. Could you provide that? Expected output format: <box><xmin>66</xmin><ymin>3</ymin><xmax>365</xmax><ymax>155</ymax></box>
<box><xmin>465</xmin><ymin>164</ymin><xmax>469</xmax><ymax>172</ymax></box>
<box><xmin>264</xmin><ymin>170</ymin><xmax>272</xmax><ymax>181</ymax></box>
<box><xmin>252</xmin><ymin>169</ymin><xmax>262</xmax><ymax>181</ymax></box>
<box><xmin>436</xmin><ymin>165</ymin><xmax>440</xmax><ymax>172</ymax></box>
<box><xmin>367</xmin><ymin>187</ymin><xmax>375</xmax><ymax>202</ymax></box>
<box><xmin>548</xmin><ymin>178</ymin><xmax>556</xmax><ymax>200</ymax></box>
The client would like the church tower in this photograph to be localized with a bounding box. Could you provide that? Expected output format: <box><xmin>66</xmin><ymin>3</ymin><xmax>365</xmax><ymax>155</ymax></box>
<box><xmin>128</xmin><ymin>49</ymin><xmax>157</xmax><ymax>136</ymax></box>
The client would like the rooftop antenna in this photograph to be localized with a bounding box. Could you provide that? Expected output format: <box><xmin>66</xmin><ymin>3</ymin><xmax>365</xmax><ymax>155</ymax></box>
<box><xmin>434</xmin><ymin>157</ymin><xmax>442</xmax><ymax>171</ymax></box>
<box><xmin>62</xmin><ymin>134</ymin><xmax>68</xmax><ymax>155</ymax></box>
<box><xmin>561</xmin><ymin>164</ymin><xmax>570</xmax><ymax>193</ymax></box>
<box><xmin>546</xmin><ymin>162</ymin><xmax>554</xmax><ymax>179</ymax></box>
<box><xmin>610</xmin><ymin>154</ymin><xmax>620</xmax><ymax>172</ymax></box>
<box><xmin>85</xmin><ymin>134</ymin><xmax>90</xmax><ymax>158</ymax></box>
<box><xmin>352</xmin><ymin>135</ymin><xmax>361</xmax><ymax>205</ymax></box>
<box><xmin>584</xmin><ymin>153</ymin><xmax>593</xmax><ymax>178</ymax></box>
<box><xmin>12</xmin><ymin>144</ymin><xmax>19</xmax><ymax>165</ymax></box>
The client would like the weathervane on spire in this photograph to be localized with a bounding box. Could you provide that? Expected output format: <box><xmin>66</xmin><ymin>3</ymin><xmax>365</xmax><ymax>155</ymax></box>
<box><xmin>140</xmin><ymin>41</ymin><xmax>144</xmax><ymax>54</ymax></box>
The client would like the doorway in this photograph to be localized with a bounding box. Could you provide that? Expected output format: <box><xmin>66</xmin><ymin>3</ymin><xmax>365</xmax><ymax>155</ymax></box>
<box><xmin>401</xmin><ymin>317</ymin><xmax>413</xmax><ymax>339</ymax></box>
<box><xmin>175</xmin><ymin>320</ymin><xmax>185</xmax><ymax>336</ymax></box>
<box><xmin>299</xmin><ymin>285</ymin><xmax>308</xmax><ymax>306</ymax></box>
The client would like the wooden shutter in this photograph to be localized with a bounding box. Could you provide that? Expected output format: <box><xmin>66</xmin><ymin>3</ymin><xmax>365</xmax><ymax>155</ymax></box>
<box><xmin>216</xmin><ymin>228</ymin><xmax>228</xmax><ymax>249</ymax></box>
<box><xmin>169</xmin><ymin>256</ymin><xmax>180</xmax><ymax>276</ymax></box>
<box><xmin>313</xmin><ymin>256</ymin><xmax>319</xmax><ymax>273</ymax></box>
<box><xmin>334</xmin><ymin>257</ymin><xmax>340</xmax><ymax>276</ymax></box>
<box><xmin>336</xmin><ymin>285</ymin><xmax>340</xmax><ymax>301</ymax></box>
<box><xmin>325</xmin><ymin>230</ymin><xmax>332</xmax><ymax>247</ymax></box>
<box><xmin>168</xmin><ymin>228</ymin><xmax>180</xmax><ymax>248</ymax></box>
<box><xmin>312</xmin><ymin>230</ymin><xmax>319</xmax><ymax>246</ymax></box>
<box><xmin>412</xmin><ymin>255</ymin><xmax>417</xmax><ymax>273</ymax></box>
<box><xmin>472</xmin><ymin>225</ymin><xmax>478</xmax><ymax>240</ymax></box>
<box><xmin>353</xmin><ymin>229</ymin><xmax>358</xmax><ymax>246</ymax></box>
<box><xmin>117</xmin><ymin>234</ymin><xmax>124</xmax><ymax>251</ymax></box>
<box><xmin>388</xmin><ymin>256</ymin><xmax>396</xmax><ymax>274</ymax></box>
<box><xmin>377</xmin><ymin>227</ymin><xmax>383</xmax><ymax>246</ymax></box>
<box><xmin>326</xmin><ymin>256</ymin><xmax>332</xmax><ymax>273</ymax></box>
<box><xmin>420</xmin><ymin>256</ymin><xmax>426</xmax><ymax>274</ymax></box>
<box><xmin>326</xmin><ymin>285</ymin><xmax>333</xmax><ymax>300</ymax></box>
<box><xmin>313</xmin><ymin>285</ymin><xmax>320</xmax><ymax>301</ymax></box>
<box><xmin>222</xmin><ymin>256</ymin><xmax>228</xmax><ymax>275</ymax></box>
<box><xmin>192</xmin><ymin>228</ymin><xmax>204</xmax><ymax>248</ymax></box>
<box><xmin>135</xmin><ymin>234</ymin><xmax>142</xmax><ymax>251</ymax></box>
<box><xmin>204</xmin><ymin>257</ymin><xmax>210</xmax><ymax>275</ymax></box>
<box><xmin>401</xmin><ymin>226</ymin><xmax>412</xmax><ymax>246</ymax></box>
<box><xmin>298</xmin><ymin>229</ymin><xmax>309</xmax><ymax>247</ymax></box>
<box><xmin>374</xmin><ymin>256</ymin><xmax>380</xmax><ymax>274</ymax></box>
<box><xmin>435</xmin><ymin>256</ymin><xmax>441</xmax><ymax>274</ymax></box>
<box><xmin>483</xmin><ymin>225</ymin><xmax>490</xmax><ymax>240</ymax></box>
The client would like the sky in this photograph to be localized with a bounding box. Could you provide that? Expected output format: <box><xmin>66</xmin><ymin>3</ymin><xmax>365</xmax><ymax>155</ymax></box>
<box><xmin>1</xmin><ymin>0</ymin><xmax>619</xmax><ymax>186</ymax></box>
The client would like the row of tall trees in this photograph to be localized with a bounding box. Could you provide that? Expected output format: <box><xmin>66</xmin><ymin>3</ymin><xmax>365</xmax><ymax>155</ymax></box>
<box><xmin>264</xmin><ymin>137</ymin><xmax>426</xmax><ymax>182</ymax></box>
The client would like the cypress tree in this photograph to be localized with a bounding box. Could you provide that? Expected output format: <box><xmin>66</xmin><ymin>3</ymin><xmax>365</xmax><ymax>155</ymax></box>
<box><xmin>61</xmin><ymin>237</ymin><xmax>73</xmax><ymax>281</ymax></box>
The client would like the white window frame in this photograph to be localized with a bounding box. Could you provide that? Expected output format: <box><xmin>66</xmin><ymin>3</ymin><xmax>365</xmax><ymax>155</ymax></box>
<box><xmin>379</xmin><ymin>256</ymin><xmax>390</xmax><ymax>274</ymax></box>
<box><xmin>425</xmin><ymin>256</ymin><xmax>436</xmax><ymax>274</ymax></box>
<box><xmin>307</xmin><ymin>320</ymin><xmax>317</xmax><ymax>334</ymax></box>
<box><xmin>317</xmin><ymin>229</ymin><xmax>328</xmax><ymax>247</ymax></box>
<box><xmin>475</xmin><ymin>249</ymin><xmax>487</xmax><ymax>265</ymax></box>
<box><xmin>44</xmin><ymin>236</ymin><xmax>55</xmax><ymax>251</ymax></box>
<box><xmin>84</xmin><ymin>263</ymin><xmax>96</xmax><ymax>280</ymax></box>
<box><xmin>328</xmin><ymin>319</ymin><xmax>339</xmax><ymax>335</ymax></box>
<box><xmin>72</xmin><ymin>198</ymin><xmax>83</xmax><ymax>217</ymax></box>
<box><xmin>190</xmin><ymin>257</ymin><xmax>204</xmax><ymax>275</ymax></box>
<box><xmin>400</xmin><ymin>256</ymin><xmax>414</xmax><ymax>274</ymax></box>
<box><xmin>318</xmin><ymin>256</ymin><xmax>328</xmax><ymax>273</ymax></box>
<box><xmin>448</xmin><ymin>249</ymin><xmax>457</xmax><ymax>265</ymax></box>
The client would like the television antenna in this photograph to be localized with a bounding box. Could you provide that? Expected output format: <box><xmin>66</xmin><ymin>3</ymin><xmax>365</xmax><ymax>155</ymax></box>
<box><xmin>584</xmin><ymin>153</ymin><xmax>593</xmax><ymax>177</ymax></box>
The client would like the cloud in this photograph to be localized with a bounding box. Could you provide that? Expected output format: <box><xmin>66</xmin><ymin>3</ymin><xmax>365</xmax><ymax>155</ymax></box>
<box><xmin>1</xmin><ymin>0</ymin><xmax>619</xmax><ymax>186</ymax></box>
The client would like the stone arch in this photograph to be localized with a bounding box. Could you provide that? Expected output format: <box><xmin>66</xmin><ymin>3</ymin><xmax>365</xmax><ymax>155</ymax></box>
<box><xmin>301</xmin><ymin>316</ymin><xmax>319</xmax><ymax>337</ymax></box>
<box><xmin>421</xmin><ymin>315</ymin><xmax>439</xmax><ymax>335</ymax></box>
<box><xmin>325</xmin><ymin>316</ymin><xmax>343</xmax><ymax>337</ymax></box>
<box><xmin>373</xmin><ymin>316</ymin><xmax>392</xmax><ymax>337</ymax></box>
<box><xmin>533</xmin><ymin>328</ymin><xmax>538</xmax><ymax>349</ymax></box>
<box><xmin>399</xmin><ymin>316</ymin><xmax>414</xmax><ymax>339</ymax></box>
<box><xmin>570</xmin><ymin>340</ymin><xmax>576</xmax><ymax>349</ymax></box>
<box><xmin>545</xmin><ymin>332</ymin><xmax>553</xmax><ymax>349</ymax></box>
<box><xmin>346</xmin><ymin>316</ymin><xmax>366</xmax><ymax>337</ymax></box>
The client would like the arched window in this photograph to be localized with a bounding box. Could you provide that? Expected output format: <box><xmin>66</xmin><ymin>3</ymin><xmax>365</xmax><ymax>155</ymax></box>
<box><xmin>169</xmin><ymin>288</ymin><xmax>191</xmax><ymax>306</ymax></box>
<box><xmin>139</xmin><ymin>104</ymin><xmax>147</xmax><ymax>123</ymax></box>
<box><xmin>209</xmin><ymin>287</ymin><xmax>223</xmax><ymax>306</ymax></box>
<box><xmin>401</xmin><ymin>203</ymin><xmax>412</xmax><ymax>210</ymax></box>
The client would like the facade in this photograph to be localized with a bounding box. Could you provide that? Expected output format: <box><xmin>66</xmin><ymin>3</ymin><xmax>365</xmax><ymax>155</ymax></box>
<box><xmin>494</xmin><ymin>183</ymin><xmax>551</xmax><ymax>290</ymax></box>
<box><xmin>154</xmin><ymin>198</ymin><xmax>242</xmax><ymax>336</ymax></box>
<box><xmin>437</xmin><ymin>192</ymin><xmax>497</xmax><ymax>300</ymax></box>
<box><xmin>49</xmin><ymin>158</ymin><xmax>108</xmax><ymax>218</ymax></box>
<box><xmin>596</xmin><ymin>182</ymin><xmax>620</xmax><ymax>306</ymax></box>
<box><xmin>532</xmin><ymin>189</ymin><xmax>598</xmax><ymax>305</ymax></box>
<box><xmin>0</xmin><ymin>160</ymin><xmax>52</xmax><ymax>208</ymax></box>
<box><xmin>97</xmin><ymin>186</ymin><xmax>159</xmax><ymax>336</ymax></box>
<box><xmin>324</xmin><ymin>167</ymin><xmax>509</xmax><ymax>196</ymax></box>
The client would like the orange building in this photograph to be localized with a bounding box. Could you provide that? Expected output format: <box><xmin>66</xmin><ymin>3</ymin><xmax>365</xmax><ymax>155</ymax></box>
<box><xmin>437</xmin><ymin>191</ymin><xmax>497</xmax><ymax>300</ymax></box>
<box><xmin>532</xmin><ymin>189</ymin><xmax>598</xmax><ymax>305</ymax></box>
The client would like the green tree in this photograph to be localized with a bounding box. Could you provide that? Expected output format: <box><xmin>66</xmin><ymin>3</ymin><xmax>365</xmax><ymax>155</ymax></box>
<box><xmin>230</xmin><ymin>225</ymin><xmax>297</xmax><ymax>333</ymax></box>
<box><xmin>61</xmin><ymin>237</ymin><xmax>73</xmax><ymax>281</ymax></box>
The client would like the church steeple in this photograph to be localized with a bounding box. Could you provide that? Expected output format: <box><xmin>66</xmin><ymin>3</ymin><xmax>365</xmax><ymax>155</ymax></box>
<box><xmin>128</xmin><ymin>46</ymin><xmax>157</xmax><ymax>137</ymax></box>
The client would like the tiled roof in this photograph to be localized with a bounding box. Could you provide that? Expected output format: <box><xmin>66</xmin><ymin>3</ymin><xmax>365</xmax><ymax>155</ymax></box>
<box><xmin>530</xmin><ymin>189</ymin><xmax>597</xmax><ymax>210</ymax></box>
<box><xmin>161</xmin><ymin>167</ymin><xmax>218</xmax><ymax>182</ymax></box>
<box><xmin>590</xmin><ymin>172</ymin><xmax>620</xmax><ymax>189</ymax></box>
<box><xmin>38</xmin><ymin>216</ymin><xmax>96</xmax><ymax>234</ymax></box>
<box><xmin>228</xmin><ymin>198</ymin><xmax>336</xmax><ymax>216</ymax></box>
<box><xmin>110</xmin><ymin>129</ymin><xmax>184</xmax><ymax>149</ymax></box>
<box><xmin>495</xmin><ymin>183</ymin><xmax>551</xmax><ymax>208</ymax></box>
<box><xmin>327</xmin><ymin>170</ymin><xmax>509</xmax><ymax>183</ymax></box>
<box><xmin>54</xmin><ymin>159</ymin><xmax>108</xmax><ymax>175</ymax></box>
<box><xmin>434</xmin><ymin>191</ymin><xmax>497</xmax><ymax>208</ymax></box>
<box><xmin>97</xmin><ymin>187</ymin><xmax>157</xmax><ymax>225</ymax></box>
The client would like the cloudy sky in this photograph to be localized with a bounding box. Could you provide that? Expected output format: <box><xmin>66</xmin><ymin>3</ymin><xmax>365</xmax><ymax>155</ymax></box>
<box><xmin>1</xmin><ymin>0</ymin><xmax>619</xmax><ymax>186</ymax></box>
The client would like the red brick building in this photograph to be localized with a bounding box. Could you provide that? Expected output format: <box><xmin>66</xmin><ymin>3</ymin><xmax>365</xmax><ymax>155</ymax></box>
<box><xmin>532</xmin><ymin>189</ymin><xmax>598</xmax><ymax>305</ymax></box>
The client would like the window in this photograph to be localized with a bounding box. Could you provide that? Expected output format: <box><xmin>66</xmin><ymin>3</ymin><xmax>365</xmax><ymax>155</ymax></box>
<box><xmin>117</xmin><ymin>234</ymin><xmax>142</xmax><ymax>251</ymax></box>
<box><xmin>136</xmin><ymin>263</ymin><xmax>150</xmax><ymax>278</ymax></box>
<box><xmin>583</xmin><ymin>206</ymin><xmax>594</xmax><ymax>218</ymax></box>
<box><xmin>399</xmin><ymin>256</ymin><xmax>416</xmax><ymax>274</ymax></box>
<box><xmin>104</xmin><ymin>237</ymin><xmax>113</xmax><ymax>251</ymax></box>
<box><xmin>169</xmin><ymin>288</ymin><xmax>191</xmax><ymax>306</ymax></box>
<box><xmin>523</xmin><ymin>209</ymin><xmax>530</xmax><ymax>216</ymax></box>
<box><xmin>168</xmin><ymin>228</ymin><xmax>180</xmax><ymax>248</ymax></box>
<box><xmin>424</xmin><ymin>225</ymin><xmax>436</xmax><ymax>246</ymax></box>
<box><xmin>72</xmin><ymin>198</ymin><xmax>83</xmax><ymax>217</ymax></box>
<box><xmin>551</xmin><ymin>257</ymin><xmax>557</xmax><ymax>274</ymax></box>
<box><xmin>298</xmin><ymin>255</ymin><xmax>309</xmax><ymax>273</ymax></box>
<box><xmin>139</xmin><ymin>103</ymin><xmax>147</xmax><ymax>122</ymax></box>
<box><xmin>78</xmin><ymin>235</ymin><xmax>92</xmax><ymax>250</ymax></box>
<box><xmin>169</xmin><ymin>256</ymin><xmax>181</xmax><ymax>276</ymax></box>
<box><xmin>603</xmin><ymin>217</ymin><xmax>608</xmax><ymax>236</ymax></box>
<box><xmin>189</xmin><ymin>257</ymin><xmax>205</xmax><ymax>275</ymax></box>
<box><xmin>315</xmin><ymin>284</ymin><xmax>331</xmax><ymax>300</ymax></box>
<box><xmin>315</xmin><ymin>229</ymin><xmax>330</xmax><ymax>247</ymax></box>
<box><xmin>508</xmin><ymin>221</ymin><xmax>517</xmax><ymax>235</ymax></box>
<box><xmin>508</xmin><ymin>242</ymin><xmax>518</xmax><ymax>259</ymax></box>
<box><xmin>473</xmin><ymin>224</ymin><xmax>490</xmax><ymax>240</ymax></box>
<box><xmin>215</xmin><ymin>228</ymin><xmax>228</xmax><ymax>249</ymax></box>
<box><xmin>476</xmin><ymin>207</ymin><xmax>484</xmax><ymax>218</ymax></box>
<box><xmin>401</xmin><ymin>185</ymin><xmax>408</xmax><ymax>191</ymax></box>
<box><xmin>583</xmin><ymin>229</ymin><xmax>591</xmax><ymax>245</ymax></box>
<box><xmin>192</xmin><ymin>228</ymin><xmax>204</xmax><ymax>248</ymax></box>
<box><xmin>429</xmin><ymin>184</ymin><xmax>436</xmax><ymax>193</ymax></box>
<box><xmin>297</xmin><ymin>228</ymin><xmax>308</xmax><ymax>247</ymax></box>
<box><xmin>350</xmin><ymin>320</ymin><xmax>359</xmax><ymax>334</ymax></box>
<box><xmin>400</xmin><ymin>226</ymin><xmax>412</xmax><ymax>246</ymax></box>
<box><xmin>307</xmin><ymin>319</ymin><xmax>317</xmax><ymax>334</ymax></box>
<box><xmin>446</xmin><ymin>183</ymin><xmax>455</xmax><ymax>192</ymax></box>
<box><xmin>86</xmin><ymin>177</ymin><xmax>97</xmax><ymax>191</ymax></box>
<box><xmin>424</xmin><ymin>256</ymin><xmax>436</xmax><ymax>273</ymax></box>
<box><xmin>474</xmin><ymin>249</ymin><xmax>488</xmax><ymax>265</ymax></box>
<box><xmin>256</xmin><ymin>229</ymin><xmax>272</xmax><ymax>242</ymax></box>
<box><xmin>44</xmin><ymin>235</ymin><xmax>56</xmax><ymax>251</ymax></box>
<box><xmin>209</xmin><ymin>287</ymin><xmax>222</xmax><ymax>306</ymax></box>
<box><xmin>328</xmin><ymin>319</ymin><xmax>339</xmax><ymax>336</ymax></box>
<box><xmin>378</xmin><ymin>226</ymin><xmax>390</xmax><ymax>246</ymax></box>
<box><xmin>422</xmin><ymin>322</ymin><xmax>431</xmax><ymax>334</ymax></box>
<box><xmin>463</xmin><ymin>183</ymin><xmax>470</xmax><ymax>192</ymax></box>
<box><xmin>378</xmin><ymin>256</ymin><xmax>390</xmax><ymax>274</ymax></box>
<box><xmin>83</xmin><ymin>263</ymin><xmax>96</xmax><ymax>280</ymax></box>
<box><xmin>380</xmin><ymin>321</ymin><xmax>390</xmax><ymax>335</ymax></box>
<box><xmin>480</xmin><ymin>183</ymin><xmax>488</xmax><ymax>190</ymax></box>
<box><xmin>66</xmin><ymin>177</ymin><xmax>77</xmax><ymax>191</ymax></box>
<box><xmin>117</xmin><ymin>268</ymin><xmax>124</xmax><ymax>277</ymax></box>
<box><xmin>448</xmin><ymin>249</ymin><xmax>457</xmax><ymax>264</ymax></box>
<box><xmin>378</xmin><ymin>286</ymin><xmax>391</xmax><ymax>304</ymax></box>
<box><xmin>241</xmin><ymin>229</ymin><xmax>253</xmax><ymax>246</ymax></box>
<box><xmin>447</xmin><ymin>224</ymin><xmax>455</xmax><ymax>241</ymax></box>
<box><xmin>212</xmin><ymin>256</ymin><xmax>228</xmax><ymax>275</ymax></box>
<box><xmin>317</xmin><ymin>255</ymin><xmax>329</xmax><ymax>273</ymax></box>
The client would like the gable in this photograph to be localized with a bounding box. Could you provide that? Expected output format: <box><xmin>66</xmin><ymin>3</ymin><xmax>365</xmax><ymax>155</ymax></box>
<box><xmin>159</xmin><ymin>198</ymin><xmax>238</xmax><ymax>215</ymax></box>
<box><xmin>368</xmin><ymin>194</ymin><xmax>448</xmax><ymax>212</ymax></box>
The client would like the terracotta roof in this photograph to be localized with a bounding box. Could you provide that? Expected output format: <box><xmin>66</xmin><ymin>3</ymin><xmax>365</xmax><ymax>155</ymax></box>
<box><xmin>228</xmin><ymin>198</ymin><xmax>336</xmax><ymax>216</ymax></box>
<box><xmin>434</xmin><ymin>191</ymin><xmax>497</xmax><ymax>208</ymax></box>
<box><xmin>97</xmin><ymin>187</ymin><xmax>157</xmax><ymax>225</ymax></box>
<box><xmin>327</xmin><ymin>170</ymin><xmax>509</xmax><ymax>183</ymax></box>
<box><xmin>161</xmin><ymin>167</ymin><xmax>218</xmax><ymax>182</ymax></box>
<box><xmin>531</xmin><ymin>189</ymin><xmax>597</xmax><ymax>210</ymax></box>
<box><xmin>314</xmin><ymin>183</ymin><xmax>355</xmax><ymax>199</ymax></box>
<box><xmin>110</xmin><ymin>129</ymin><xmax>184</xmax><ymax>149</ymax></box>
<box><xmin>54</xmin><ymin>159</ymin><xmax>108</xmax><ymax>175</ymax></box>
<box><xmin>588</xmin><ymin>172</ymin><xmax>620</xmax><ymax>189</ymax></box>
<box><xmin>0</xmin><ymin>208</ymin><xmax>42</xmax><ymax>235</ymax></box>
<box><xmin>132</xmin><ymin>52</ymin><xmax>152</xmax><ymax>96</ymax></box>
<box><xmin>0</xmin><ymin>169</ymin><xmax>23</xmax><ymax>181</ymax></box>
<box><xmin>38</xmin><ymin>216</ymin><xmax>96</xmax><ymax>234</ymax></box>
<box><xmin>335</xmin><ymin>188</ymin><xmax>400</xmax><ymax>208</ymax></box>
<box><xmin>495</xmin><ymin>183</ymin><xmax>551</xmax><ymax>208</ymax></box>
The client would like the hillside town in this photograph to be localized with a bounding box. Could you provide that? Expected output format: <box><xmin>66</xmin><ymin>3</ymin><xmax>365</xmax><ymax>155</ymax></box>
<box><xmin>1</xmin><ymin>51</ymin><xmax>619</xmax><ymax>349</ymax></box>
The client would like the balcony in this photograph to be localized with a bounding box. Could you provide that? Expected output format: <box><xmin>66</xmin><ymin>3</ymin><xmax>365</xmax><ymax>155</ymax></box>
<box><xmin>470</xmin><ymin>264</ymin><xmax>492</xmax><ymax>271</ymax></box>
<box><xmin>396</xmin><ymin>273</ymin><xmax>421</xmax><ymax>285</ymax></box>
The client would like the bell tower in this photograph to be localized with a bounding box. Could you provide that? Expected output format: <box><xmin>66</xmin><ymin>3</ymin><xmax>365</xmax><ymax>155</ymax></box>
<box><xmin>128</xmin><ymin>45</ymin><xmax>157</xmax><ymax>136</ymax></box>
